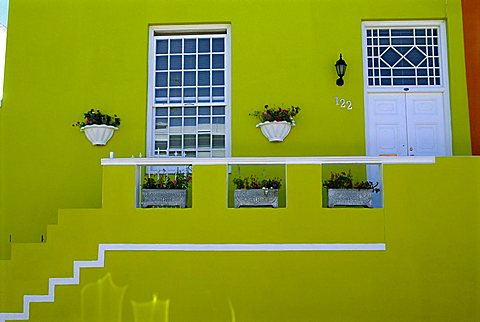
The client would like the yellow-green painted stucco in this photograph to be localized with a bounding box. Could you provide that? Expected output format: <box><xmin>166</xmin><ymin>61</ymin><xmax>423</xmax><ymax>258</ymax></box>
<box><xmin>0</xmin><ymin>157</ymin><xmax>479</xmax><ymax>321</ymax></box>
<box><xmin>0</xmin><ymin>1</ymin><xmax>477</xmax><ymax>320</ymax></box>
<box><xmin>0</xmin><ymin>0</ymin><xmax>471</xmax><ymax>257</ymax></box>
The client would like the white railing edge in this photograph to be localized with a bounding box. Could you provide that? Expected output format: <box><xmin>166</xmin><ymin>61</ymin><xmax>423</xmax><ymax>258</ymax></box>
<box><xmin>101</xmin><ymin>156</ymin><xmax>436</xmax><ymax>166</ymax></box>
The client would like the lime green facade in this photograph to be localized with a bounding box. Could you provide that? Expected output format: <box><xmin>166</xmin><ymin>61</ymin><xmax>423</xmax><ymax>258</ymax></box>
<box><xmin>0</xmin><ymin>0</ymin><xmax>478</xmax><ymax>321</ymax></box>
<box><xmin>1</xmin><ymin>158</ymin><xmax>479</xmax><ymax>321</ymax></box>
<box><xmin>0</xmin><ymin>0</ymin><xmax>472</xmax><ymax>257</ymax></box>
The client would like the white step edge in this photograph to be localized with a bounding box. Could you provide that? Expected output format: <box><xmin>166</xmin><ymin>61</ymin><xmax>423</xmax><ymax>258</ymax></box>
<box><xmin>0</xmin><ymin>242</ymin><xmax>386</xmax><ymax>321</ymax></box>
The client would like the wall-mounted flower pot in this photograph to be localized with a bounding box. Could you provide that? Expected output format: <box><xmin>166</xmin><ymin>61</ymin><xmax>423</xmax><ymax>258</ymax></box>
<box><xmin>142</xmin><ymin>189</ymin><xmax>187</xmax><ymax>208</ymax></box>
<box><xmin>327</xmin><ymin>189</ymin><xmax>373</xmax><ymax>208</ymax></box>
<box><xmin>81</xmin><ymin>124</ymin><xmax>118</xmax><ymax>146</ymax></box>
<box><xmin>234</xmin><ymin>189</ymin><xmax>279</xmax><ymax>208</ymax></box>
<box><xmin>256</xmin><ymin>121</ymin><xmax>294</xmax><ymax>142</ymax></box>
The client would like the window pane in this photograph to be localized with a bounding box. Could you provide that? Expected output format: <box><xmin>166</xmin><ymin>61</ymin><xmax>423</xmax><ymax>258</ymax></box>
<box><xmin>212</xmin><ymin>38</ymin><xmax>224</xmax><ymax>52</ymax></box>
<box><xmin>198</xmin><ymin>38</ymin><xmax>210</xmax><ymax>52</ymax></box>
<box><xmin>198</xmin><ymin>117</ymin><xmax>210</xmax><ymax>131</ymax></box>
<box><xmin>198</xmin><ymin>71</ymin><xmax>210</xmax><ymax>86</ymax></box>
<box><xmin>212</xmin><ymin>107</ymin><xmax>225</xmax><ymax>115</ymax></box>
<box><xmin>184</xmin><ymin>107</ymin><xmax>196</xmax><ymax>116</ymax></box>
<box><xmin>184</xmin><ymin>88</ymin><xmax>196</xmax><ymax>101</ymax></box>
<box><xmin>156</xmin><ymin>56</ymin><xmax>168</xmax><ymax>70</ymax></box>
<box><xmin>170</xmin><ymin>39</ymin><xmax>182</xmax><ymax>53</ymax></box>
<box><xmin>184</xmin><ymin>117</ymin><xmax>196</xmax><ymax>127</ymax></box>
<box><xmin>156</xmin><ymin>108</ymin><xmax>168</xmax><ymax>116</ymax></box>
<box><xmin>184</xmin><ymin>39</ymin><xmax>196</xmax><ymax>53</ymax></box>
<box><xmin>155</xmin><ymin>141</ymin><xmax>167</xmax><ymax>150</ymax></box>
<box><xmin>169</xmin><ymin>72</ymin><xmax>182</xmax><ymax>86</ymax></box>
<box><xmin>155</xmin><ymin>72</ymin><xmax>168</xmax><ymax>87</ymax></box>
<box><xmin>212</xmin><ymin>87</ymin><xmax>225</xmax><ymax>102</ymax></box>
<box><xmin>212</xmin><ymin>71</ymin><xmax>224</xmax><ymax>85</ymax></box>
<box><xmin>198</xmin><ymin>54</ymin><xmax>210</xmax><ymax>69</ymax></box>
<box><xmin>170</xmin><ymin>55</ymin><xmax>182</xmax><ymax>70</ymax></box>
<box><xmin>184</xmin><ymin>55</ymin><xmax>196</xmax><ymax>69</ymax></box>
<box><xmin>170</xmin><ymin>107</ymin><xmax>182</xmax><ymax>116</ymax></box>
<box><xmin>155</xmin><ymin>118</ymin><xmax>168</xmax><ymax>130</ymax></box>
<box><xmin>212</xmin><ymin>54</ymin><xmax>224</xmax><ymax>68</ymax></box>
<box><xmin>199</xmin><ymin>107</ymin><xmax>211</xmax><ymax>115</ymax></box>
<box><xmin>169</xmin><ymin>88</ymin><xmax>181</xmax><ymax>103</ymax></box>
<box><xmin>184</xmin><ymin>71</ymin><xmax>196</xmax><ymax>86</ymax></box>
<box><xmin>198</xmin><ymin>134</ymin><xmax>211</xmax><ymax>148</ymax></box>
<box><xmin>212</xmin><ymin>135</ymin><xmax>225</xmax><ymax>148</ymax></box>
<box><xmin>154</xmin><ymin>89</ymin><xmax>167</xmax><ymax>103</ymax></box>
<box><xmin>212</xmin><ymin>117</ymin><xmax>225</xmax><ymax>134</ymax></box>
<box><xmin>169</xmin><ymin>135</ymin><xmax>182</xmax><ymax>148</ymax></box>
<box><xmin>156</xmin><ymin>40</ymin><xmax>168</xmax><ymax>54</ymax></box>
<box><xmin>198</xmin><ymin>88</ymin><xmax>210</xmax><ymax>102</ymax></box>
<box><xmin>170</xmin><ymin>118</ymin><xmax>182</xmax><ymax>132</ymax></box>
<box><xmin>184</xmin><ymin>135</ymin><xmax>196</xmax><ymax>149</ymax></box>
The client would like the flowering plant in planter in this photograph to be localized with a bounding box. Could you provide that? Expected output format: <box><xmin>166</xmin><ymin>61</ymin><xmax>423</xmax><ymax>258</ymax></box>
<box><xmin>251</xmin><ymin>104</ymin><xmax>300</xmax><ymax>124</ymax></box>
<box><xmin>143</xmin><ymin>169</ymin><xmax>192</xmax><ymax>189</ymax></box>
<box><xmin>73</xmin><ymin>109</ymin><xmax>121</xmax><ymax>146</ymax></box>
<box><xmin>322</xmin><ymin>170</ymin><xmax>379</xmax><ymax>192</ymax></box>
<box><xmin>251</xmin><ymin>105</ymin><xmax>300</xmax><ymax>142</ymax></box>
<box><xmin>141</xmin><ymin>168</ymin><xmax>192</xmax><ymax>208</ymax></box>
<box><xmin>73</xmin><ymin>109</ymin><xmax>121</xmax><ymax>128</ymax></box>
<box><xmin>233</xmin><ymin>175</ymin><xmax>282</xmax><ymax>190</ymax></box>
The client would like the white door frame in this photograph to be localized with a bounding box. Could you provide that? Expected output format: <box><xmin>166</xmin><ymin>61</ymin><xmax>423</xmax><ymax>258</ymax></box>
<box><xmin>362</xmin><ymin>20</ymin><xmax>453</xmax><ymax>156</ymax></box>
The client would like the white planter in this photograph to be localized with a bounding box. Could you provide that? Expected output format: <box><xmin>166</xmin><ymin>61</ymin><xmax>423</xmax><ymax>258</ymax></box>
<box><xmin>327</xmin><ymin>189</ymin><xmax>373</xmax><ymax>208</ymax></box>
<box><xmin>256</xmin><ymin>121</ymin><xmax>294</xmax><ymax>142</ymax></box>
<box><xmin>81</xmin><ymin>124</ymin><xmax>118</xmax><ymax>146</ymax></box>
<box><xmin>234</xmin><ymin>189</ymin><xmax>279</xmax><ymax>208</ymax></box>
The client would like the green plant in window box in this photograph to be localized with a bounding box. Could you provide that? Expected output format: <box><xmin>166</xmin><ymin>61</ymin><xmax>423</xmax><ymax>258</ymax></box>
<box><xmin>250</xmin><ymin>104</ymin><xmax>300</xmax><ymax>142</ymax></box>
<box><xmin>142</xmin><ymin>168</ymin><xmax>192</xmax><ymax>208</ymax></box>
<box><xmin>322</xmin><ymin>170</ymin><xmax>380</xmax><ymax>208</ymax></box>
<box><xmin>73</xmin><ymin>109</ymin><xmax>121</xmax><ymax>146</ymax></box>
<box><xmin>232</xmin><ymin>175</ymin><xmax>281</xmax><ymax>208</ymax></box>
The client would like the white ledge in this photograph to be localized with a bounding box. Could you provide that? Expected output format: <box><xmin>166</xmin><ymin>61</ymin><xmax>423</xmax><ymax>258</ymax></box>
<box><xmin>101</xmin><ymin>156</ymin><xmax>436</xmax><ymax>166</ymax></box>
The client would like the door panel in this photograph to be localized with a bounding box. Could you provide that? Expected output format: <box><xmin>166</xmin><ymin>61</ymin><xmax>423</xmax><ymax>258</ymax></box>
<box><xmin>366</xmin><ymin>94</ymin><xmax>407</xmax><ymax>156</ymax></box>
<box><xmin>405</xmin><ymin>93</ymin><xmax>447</xmax><ymax>156</ymax></box>
<box><xmin>367</xmin><ymin>92</ymin><xmax>447</xmax><ymax>156</ymax></box>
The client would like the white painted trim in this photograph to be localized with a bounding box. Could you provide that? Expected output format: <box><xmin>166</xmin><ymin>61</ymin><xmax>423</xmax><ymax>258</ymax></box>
<box><xmin>101</xmin><ymin>156</ymin><xmax>435</xmax><ymax>166</ymax></box>
<box><xmin>362</xmin><ymin>20</ymin><xmax>453</xmax><ymax>156</ymax></box>
<box><xmin>0</xmin><ymin>243</ymin><xmax>385</xmax><ymax>321</ymax></box>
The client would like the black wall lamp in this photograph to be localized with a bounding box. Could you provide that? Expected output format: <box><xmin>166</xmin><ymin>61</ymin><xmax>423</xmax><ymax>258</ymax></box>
<box><xmin>335</xmin><ymin>54</ymin><xmax>347</xmax><ymax>86</ymax></box>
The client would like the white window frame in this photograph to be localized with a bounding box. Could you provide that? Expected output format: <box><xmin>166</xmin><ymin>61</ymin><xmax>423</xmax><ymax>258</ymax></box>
<box><xmin>0</xmin><ymin>24</ymin><xmax>6</xmax><ymax>106</ymax></box>
<box><xmin>0</xmin><ymin>0</ymin><xmax>8</xmax><ymax>107</ymax></box>
<box><xmin>146</xmin><ymin>24</ymin><xmax>232</xmax><ymax>158</ymax></box>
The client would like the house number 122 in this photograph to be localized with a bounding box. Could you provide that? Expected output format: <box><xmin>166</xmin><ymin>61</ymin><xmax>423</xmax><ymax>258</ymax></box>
<box><xmin>335</xmin><ymin>97</ymin><xmax>352</xmax><ymax>110</ymax></box>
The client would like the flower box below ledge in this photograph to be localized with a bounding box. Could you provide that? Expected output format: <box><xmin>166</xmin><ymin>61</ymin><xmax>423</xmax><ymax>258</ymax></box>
<box><xmin>234</xmin><ymin>189</ymin><xmax>279</xmax><ymax>208</ymax></box>
<box><xmin>323</xmin><ymin>170</ymin><xmax>380</xmax><ymax>208</ymax></box>
<box><xmin>327</xmin><ymin>189</ymin><xmax>373</xmax><ymax>208</ymax></box>
<box><xmin>142</xmin><ymin>189</ymin><xmax>187</xmax><ymax>208</ymax></box>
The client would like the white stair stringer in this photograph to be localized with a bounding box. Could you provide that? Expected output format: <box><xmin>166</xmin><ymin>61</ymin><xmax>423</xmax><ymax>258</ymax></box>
<box><xmin>0</xmin><ymin>243</ymin><xmax>386</xmax><ymax>322</ymax></box>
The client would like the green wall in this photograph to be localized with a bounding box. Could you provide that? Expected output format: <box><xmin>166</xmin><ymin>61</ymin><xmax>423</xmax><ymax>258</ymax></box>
<box><xmin>0</xmin><ymin>157</ymin><xmax>479</xmax><ymax>321</ymax></box>
<box><xmin>0</xmin><ymin>0</ymin><xmax>471</xmax><ymax>258</ymax></box>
